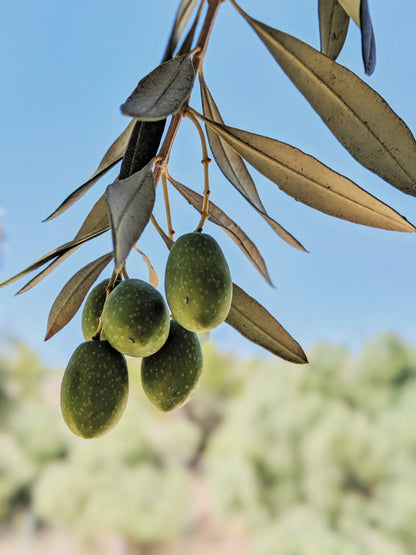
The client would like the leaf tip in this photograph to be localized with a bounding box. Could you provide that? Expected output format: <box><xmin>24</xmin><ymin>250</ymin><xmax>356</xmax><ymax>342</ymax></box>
<box><xmin>44</xmin><ymin>330</ymin><xmax>54</xmax><ymax>341</ymax></box>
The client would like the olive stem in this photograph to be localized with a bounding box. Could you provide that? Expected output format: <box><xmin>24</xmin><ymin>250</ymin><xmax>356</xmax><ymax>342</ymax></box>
<box><xmin>184</xmin><ymin>107</ymin><xmax>211</xmax><ymax>231</ymax></box>
<box><xmin>153</xmin><ymin>0</ymin><xmax>224</xmax><ymax>188</ymax></box>
<box><xmin>150</xmin><ymin>214</ymin><xmax>174</xmax><ymax>250</ymax></box>
<box><xmin>161</xmin><ymin>169</ymin><xmax>175</xmax><ymax>239</ymax></box>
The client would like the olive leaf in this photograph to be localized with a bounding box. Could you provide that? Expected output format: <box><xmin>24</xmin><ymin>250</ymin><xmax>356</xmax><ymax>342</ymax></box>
<box><xmin>74</xmin><ymin>194</ymin><xmax>110</xmax><ymax>240</ymax></box>
<box><xmin>45</xmin><ymin>252</ymin><xmax>113</xmax><ymax>341</ymax></box>
<box><xmin>16</xmin><ymin>248</ymin><xmax>79</xmax><ymax>295</ymax></box>
<box><xmin>199</xmin><ymin>75</ymin><xmax>306</xmax><ymax>252</ymax></box>
<box><xmin>360</xmin><ymin>0</ymin><xmax>376</xmax><ymax>75</ymax></box>
<box><xmin>232</xmin><ymin>2</ymin><xmax>416</xmax><ymax>196</ymax></box>
<box><xmin>163</xmin><ymin>0</ymin><xmax>199</xmax><ymax>61</ymax></box>
<box><xmin>127</xmin><ymin>120</ymin><xmax>167</xmax><ymax>177</ymax></box>
<box><xmin>226</xmin><ymin>283</ymin><xmax>308</xmax><ymax>363</ymax></box>
<box><xmin>16</xmin><ymin>195</ymin><xmax>111</xmax><ymax>295</ymax></box>
<box><xmin>318</xmin><ymin>0</ymin><xmax>350</xmax><ymax>60</ymax></box>
<box><xmin>198</xmin><ymin>114</ymin><xmax>415</xmax><ymax>232</ymax></box>
<box><xmin>44</xmin><ymin>119</ymin><xmax>135</xmax><ymax>222</ymax></box>
<box><xmin>1</xmin><ymin>195</ymin><xmax>111</xmax><ymax>291</ymax></box>
<box><xmin>105</xmin><ymin>164</ymin><xmax>155</xmax><ymax>272</ymax></box>
<box><xmin>120</xmin><ymin>54</ymin><xmax>195</xmax><ymax>121</ymax></box>
<box><xmin>177</xmin><ymin>0</ymin><xmax>203</xmax><ymax>56</ymax></box>
<box><xmin>338</xmin><ymin>0</ymin><xmax>376</xmax><ymax>74</ymax></box>
<box><xmin>169</xmin><ymin>176</ymin><xmax>273</xmax><ymax>285</ymax></box>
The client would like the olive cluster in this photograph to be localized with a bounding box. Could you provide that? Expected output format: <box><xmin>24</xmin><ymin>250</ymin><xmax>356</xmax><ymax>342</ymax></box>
<box><xmin>60</xmin><ymin>233</ymin><xmax>232</xmax><ymax>439</ymax></box>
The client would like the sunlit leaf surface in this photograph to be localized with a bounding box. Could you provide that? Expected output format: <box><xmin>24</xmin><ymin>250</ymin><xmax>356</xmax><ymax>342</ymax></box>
<box><xmin>233</xmin><ymin>2</ymin><xmax>416</xmax><ymax>195</ymax></box>
<box><xmin>226</xmin><ymin>283</ymin><xmax>308</xmax><ymax>363</ymax></box>
<box><xmin>201</xmin><ymin>115</ymin><xmax>415</xmax><ymax>232</ymax></box>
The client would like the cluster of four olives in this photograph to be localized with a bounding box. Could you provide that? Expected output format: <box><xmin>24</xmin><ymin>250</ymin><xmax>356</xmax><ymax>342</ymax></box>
<box><xmin>61</xmin><ymin>233</ymin><xmax>232</xmax><ymax>438</ymax></box>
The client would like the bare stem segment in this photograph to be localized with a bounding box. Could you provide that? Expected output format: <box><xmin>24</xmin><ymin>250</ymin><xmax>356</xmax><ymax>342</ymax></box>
<box><xmin>153</xmin><ymin>0</ymin><xmax>225</xmax><ymax>186</ymax></box>
<box><xmin>185</xmin><ymin>108</ymin><xmax>211</xmax><ymax>231</ymax></box>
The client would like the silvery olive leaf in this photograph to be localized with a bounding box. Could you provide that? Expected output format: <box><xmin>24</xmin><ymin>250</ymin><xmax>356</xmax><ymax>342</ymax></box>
<box><xmin>45</xmin><ymin>252</ymin><xmax>113</xmax><ymax>341</ymax></box>
<box><xmin>105</xmin><ymin>163</ymin><xmax>155</xmax><ymax>272</ymax></box>
<box><xmin>318</xmin><ymin>0</ymin><xmax>350</xmax><ymax>60</ymax></box>
<box><xmin>120</xmin><ymin>55</ymin><xmax>195</xmax><ymax>121</ymax></box>
<box><xmin>177</xmin><ymin>0</ymin><xmax>203</xmax><ymax>56</ymax></box>
<box><xmin>44</xmin><ymin>119</ymin><xmax>135</xmax><ymax>221</ymax></box>
<box><xmin>163</xmin><ymin>0</ymin><xmax>199</xmax><ymax>61</ymax></box>
<box><xmin>226</xmin><ymin>283</ymin><xmax>308</xmax><ymax>363</ymax></box>
<box><xmin>199</xmin><ymin>74</ymin><xmax>306</xmax><ymax>252</ymax></box>
<box><xmin>360</xmin><ymin>0</ymin><xmax>376</xmax><ymax>75</ymax></box>
<box><xmin>1</xmin><ymin>195</ymin><xmax>111</xmax><ymax>291</ymax></box>
<box><xmin>232</xmin><ymin>2</ymin><xmax>416</xmax><ymax>195</ymax></box>
<box><xmin>200</xmin><ymin>115</ymin><xmax>415</xmax><ymax>232</ymax></box>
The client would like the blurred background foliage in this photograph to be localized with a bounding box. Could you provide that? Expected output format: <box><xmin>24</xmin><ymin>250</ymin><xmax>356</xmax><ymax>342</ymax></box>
<box><xmin>0</xmin><ymin>334</ymin><xmax>416</xmax><ymax>554</ymax></box>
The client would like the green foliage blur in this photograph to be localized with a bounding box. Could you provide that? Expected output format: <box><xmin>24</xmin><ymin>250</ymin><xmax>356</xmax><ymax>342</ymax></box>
<box><xmin>0</xmin><ymin>334</ymin><xmax>416</xmax><ymax>553</ymax></box>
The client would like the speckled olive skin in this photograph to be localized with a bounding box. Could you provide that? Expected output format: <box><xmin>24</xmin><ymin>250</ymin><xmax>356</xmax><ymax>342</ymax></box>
<box><xmin>82</xmin><ymin>279</ymin><xmax>109</xmax><ymax>341</ymax></box>
<box><xmin>141</xmin><ymin>320</ymin><xmax>203</xmax><ymax>411</ymax></box>
<box><xmin>102</xmin><ymin>279</ymin><xmax>170</xmax><ymax>357</ymax></box>
<box><xmin>165</xmin><ymin>233</ymin><xmax>232</xmax><ymax>332</ymax></box>
<box><xmin>60</xmin><ymin>341</ymin><xmax>128</xmax><ymax>439</ymax></box>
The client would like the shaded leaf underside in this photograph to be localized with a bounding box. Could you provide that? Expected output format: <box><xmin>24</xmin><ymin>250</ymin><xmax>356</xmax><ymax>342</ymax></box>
<box><xmin>105</xmin><ymin>165</ymin><xmax>156</xmax><ymax>272</ymax></box>
<box><xmin>45</xmin><ymin>252</ymin><xmax>113</xmax><ymax>341</ymax></box>
<box><xmin>121</xmin><ymin>54</ymin><xmax>195</xmax><ymax>121</ymax></box>
<box><xmin>318</xmin><ymin>0</ymin><xmax>349</xmax><ymax>60</ymax></box>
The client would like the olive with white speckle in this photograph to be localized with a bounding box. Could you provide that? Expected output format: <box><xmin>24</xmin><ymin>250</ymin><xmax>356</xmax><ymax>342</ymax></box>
<box><xmin>165</xmin><ymin>233</ymin><xmax>232</xmax><ymax>332</ymax></box>
<box><xmin>60</xmin><ymin>341</ymin><xmax>129</xmax><ymax>439</ymax></box>
<box><xmin>141</xmin><ymin>319</ymin><xmax>203</xmax><ymax>411</ymax></box>
<box><xmin>102</xmin><ymin>279</ymin><xmax>170</xmax><ymax>357</ymax></box>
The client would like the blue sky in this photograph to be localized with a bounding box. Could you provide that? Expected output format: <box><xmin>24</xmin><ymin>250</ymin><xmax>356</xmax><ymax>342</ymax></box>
<box><xmin>1</xmin><ymin>0</ymin><xmax>416</xmax><ymax>368</ymax></box>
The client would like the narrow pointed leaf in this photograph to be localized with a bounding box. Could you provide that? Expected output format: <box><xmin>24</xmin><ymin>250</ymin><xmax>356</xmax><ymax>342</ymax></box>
<box><xmin>170</xmin><ymin>177</ymin><xmax>273</xmax><ymax>285</ymax></box>
<box><xmin>74</xmin><ymin>194</ymin><xmax>110</xmax><ymax>240</ymax></box>
<box><xmin>199</xmin><ymin>76</ymin><xmax>306</xmax><ymax>252</ymax></box>
<box><xmin>121</xmin><ymin>55</ymin><xmax>195</xmax><ymax>121</ymax></box>
<box><xmin>129</xmin><ymin>120</ymin><xmax>166</xmax><ymax>176</ymax></box>
<box><xmin>0</xmin><ymin>196</ymin><xmax>111</xmax><ymax>290</ymax></box>
<box><xmin>233</xmin><ymin>2</ymin><xmax>416</xmax><ymax>196</ymax></box>
<box><xmin>319</xmin><ymin>0</ymin><xmax>350</xmax><ymax>60</ymax></box>
<box><xmin>119</xmin><ymin>120</ymin><xmax>142</xmax><ymax>179</ymax></box>
<box><xmin>163</xmin><ymin>0</ymin><xmax>199</xmax><ymax>61</ymax></box>
<box><xmin>16</xmin><ymin>247</ymin><xmax>79</xmax><ymax>295</ymax></box>
<box><xmin>226</xmin><ymin>283</ymin><xmax>308</xmax><ymax>363</ymax></box>
<box><xmin>105</xmin><ymin>164</ymin><xmax>155</xmax><ymax>272</ymax></box>
<box><xmin>200</xmin><ymin>115</ymin><xmax>415</xmax><ymax>232</ymax></box>
<box><xmin>44</xmin><ymin>119</ymin><xmax>135</xmax><ymax>221</ymax></box>
<box><xmin>178</xmin><ymin>0</ymin><xmax>203</xmax><ymax>56</ymax></box>
<box><xmin>45</xmin><ymin>252</ymin><xmax>113</xmax><ymax>341</ymax></box>
<box><xmin>360</xmin><ymin>0</ymin><xmax>376</xmax><ymax>75</ymax></box>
